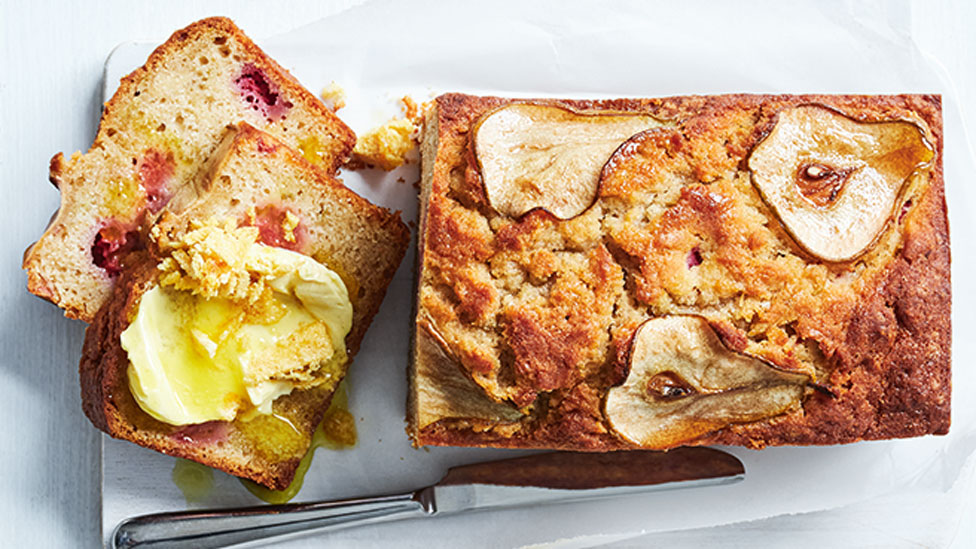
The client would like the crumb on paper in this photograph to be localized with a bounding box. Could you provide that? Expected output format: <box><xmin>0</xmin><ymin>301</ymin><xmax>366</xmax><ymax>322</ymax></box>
<box><xmin>348</xmin><ymin>95</ymin><xmax>431</xmax><ymax>171</ymax></box>
<box><xmin>320</xmin><ymin>82</ymin><xmax>346</xmax><ymax>112</ymax></box>
<box><xmin>401</xmin><ymin>96</ymin><xmax>419</xmax><ymax>121</ymax></box>
<box><xmin>352</xmin><ymin>118</ymin><xmax>417</xmax><ymax>171</ymax></box>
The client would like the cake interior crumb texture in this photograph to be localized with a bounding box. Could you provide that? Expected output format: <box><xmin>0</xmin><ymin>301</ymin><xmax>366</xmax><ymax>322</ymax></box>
<box><xmin>410</xmin><ymin>93</ymin><xmax>950</xmax><ymax>451</ymax></box>
<box><xmin>23</xmin><ymin>17</ymin><xmax>355</xmax><ymax>322</ymax></box>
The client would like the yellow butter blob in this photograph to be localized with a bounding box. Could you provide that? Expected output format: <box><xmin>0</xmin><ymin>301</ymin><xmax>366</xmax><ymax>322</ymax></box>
<box><xmin>121</xmin><ymin>229</ymin><xmax>352</xmax><ymax>426</ymax></box>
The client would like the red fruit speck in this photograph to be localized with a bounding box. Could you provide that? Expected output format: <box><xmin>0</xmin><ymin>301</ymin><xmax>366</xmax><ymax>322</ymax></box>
<box><xmin>171</xmin><ymin>421</ymin><xmax>230</xmax><ymax>445</ymax></box>
<box><xmin>91</xmin><ymin>222</ymin><xmax>143</xmax><ymax>277</ymax></box>
<box><xmin>256</xmin><ymin>136</ymin><xmax>277</xmax><ymax>154</ymax></box>
<box><xmin>686</xmin><ymin>247</ymin><xmax>703</xmax><ymax>268</ymax></box>
<box><xmin>899</xmin><ymin>199</ymin><xmax>913</xmax><ymax>223</ymax></box>
<box><xmin>251</xmin><ymin>205</ymin><xmax>305</xmax><ymax>251</ymax></box>
<box><xmin>138</xmin><ymin>149</ymin><xmax>175</xmax><ymax>213</ymax></box>
<box><xmin>234</xmin><ymin>63</ymin><xmax>293</xmax><ymax>122</ymax></box>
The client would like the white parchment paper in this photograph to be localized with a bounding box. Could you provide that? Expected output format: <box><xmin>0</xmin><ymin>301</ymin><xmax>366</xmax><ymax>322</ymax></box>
<box><xmin>103</xmin><ymin>1</ymin><xmax>976</xmax><ymax>546</ymax></box>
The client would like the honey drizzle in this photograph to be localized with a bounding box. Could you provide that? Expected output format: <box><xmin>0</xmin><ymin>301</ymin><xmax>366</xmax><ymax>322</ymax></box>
<box><xmin>169</xmin><ymin>382</ymin><xmax>357</xmax><ymax>505</ymax></box>
<box><xmin>171</xmin><ymin>458</ymin><xmax>215</xmax><ymax>504</ymax></box>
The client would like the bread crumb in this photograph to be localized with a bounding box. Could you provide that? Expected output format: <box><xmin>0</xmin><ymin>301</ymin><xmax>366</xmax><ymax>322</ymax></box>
<box><xmin>154</xmin><ymin>218</ymin><xmax>267</xmax><ymax>303</ymax></box>
<box><xmin>320</xmin><ymin>82</ymin><xmax>346</xmax><ymax>112</ymax></box>
<box><xmin>401</xmin><ymin>96</ymin><xmax>419</xmax><ymax>121</ymax></box>
<box><xmin>348</xmin><ymin>95</ymin><xmax>430</xmax><ymax>171</ymax></box>
<box><xmin>282</xmin><ymin>211</ymin><xmax>300</xmax><ymax>243</ymax></box>
<box><xmin>244</xmin><ymin>322</ymin><xmax>336</xmax><ymax>388</ymax></box>
<box><xmin>352</xmin><ymin>118</ymin><xmax>416</xmax><ymax>171</ymax></box>
<box><xmin>402</xmin><ymin>96</ymin><xmax>433</xmax><ymax>126</ymax></box>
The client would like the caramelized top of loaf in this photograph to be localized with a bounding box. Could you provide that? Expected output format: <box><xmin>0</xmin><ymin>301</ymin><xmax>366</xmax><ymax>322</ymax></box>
<box><xmin>411</xmin><ymin>93</ymin><xmax>950</xmax><ymax>450</ymax></box>
<box><xmin>24</xmin><ymin>17</ymin><xmax>355</xmax><ymax>322</ymax></box>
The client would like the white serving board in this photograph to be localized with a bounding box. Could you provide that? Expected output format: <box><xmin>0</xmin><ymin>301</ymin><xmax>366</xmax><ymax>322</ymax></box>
<box><xmin>102</xmin><ymin>1</ymin><xmax>976</xmax><ymax>547</ymax></box>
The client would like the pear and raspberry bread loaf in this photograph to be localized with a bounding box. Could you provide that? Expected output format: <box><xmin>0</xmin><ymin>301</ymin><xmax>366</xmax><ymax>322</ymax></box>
<box><xmin>409</xmin><ymin>93</ymin><xmax>950</xmax><ymax>451</ymax></box>
<box><xmin>80</xmin><ymin>124</ymin><xmax>409</xmax><ymax>489</ymax></box>
<box><xmin>24</xmin><ymin>17</ymin><xmax>356</xmax><ymax>322</ymax></box>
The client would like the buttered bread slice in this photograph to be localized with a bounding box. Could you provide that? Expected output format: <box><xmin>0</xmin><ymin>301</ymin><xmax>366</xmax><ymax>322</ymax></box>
<box><xmin>80</xmin><ymin>124</ymin><xmax>408</xmax><ymax>489</ymax></box>
<box><xmin>25</xmin><ymin>17</ymin><xmax>356</xmax><ymax>322</ymax></box>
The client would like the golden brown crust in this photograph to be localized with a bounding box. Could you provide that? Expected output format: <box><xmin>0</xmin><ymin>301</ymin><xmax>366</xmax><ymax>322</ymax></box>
<box><xmin>410</xmin><ymin>93</ymin><xmax>950</xmax><ymax>451</ymax></box>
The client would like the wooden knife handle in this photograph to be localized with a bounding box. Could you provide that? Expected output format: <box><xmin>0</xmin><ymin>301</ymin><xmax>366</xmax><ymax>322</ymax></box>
<box><xmin>438</xmin><ymin>447</ymin><xmax>745</xmax><ymax>490</ymax></box>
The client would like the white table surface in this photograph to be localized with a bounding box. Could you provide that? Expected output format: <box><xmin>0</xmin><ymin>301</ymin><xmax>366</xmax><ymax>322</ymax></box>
<box><xmin>2</xmin><ymin>1</ymin><xmax>974</xmax><ymax>547</ymax></box>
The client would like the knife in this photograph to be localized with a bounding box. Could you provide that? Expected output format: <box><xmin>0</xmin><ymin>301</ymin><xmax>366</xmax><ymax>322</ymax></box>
<box><xmin>112</xmin><ymin>447</ymin><xmax>744</xmax><ymax>549</ymax></box>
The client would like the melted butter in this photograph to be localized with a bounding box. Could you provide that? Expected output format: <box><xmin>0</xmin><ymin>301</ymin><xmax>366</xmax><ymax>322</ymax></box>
<box><xmin>122</xmin><ymin>223</ymin><xmax>353</xmax><ymax>426</ymax></box>
<box><xmin>124</xmin><ymin>288</ymin><xmax>247</xmax><ymax>424</ymax></box>
<box><xmin>124</xmin><ymin>286</ymin><xmax>337</xmax><ymax>424</ymax></box>
<box><xmin>314</xmin><ymin>254</ymin><xmax>360</xmax><ymax>305</ymax></box>
<box><xmin>240</xmin><ymin>383</ymin><xmax>357</xmax><ymax>503</ymax></box>
<box><xmin>104</xmin><ymin>177</ymin><xmax>141</xmax><ymax>217</ymax></box>
<box><xmin>298</xmin><ymin>135</ymin><xmax>328</xmax><ymax>167</ymax></box>
<box><xmin>318</xmin><ymin>383</ymin><xmax>358</xmax><ymax>450</ymax></box>
<box><xmin>238</xmin><ymin>411</ymin><xmax>308</xmax><ymax>463</ymax></box>
<box><xmin>172</xmin><ymin>458</ymin><xmax>215</xmax><ymax>504</ymax></box>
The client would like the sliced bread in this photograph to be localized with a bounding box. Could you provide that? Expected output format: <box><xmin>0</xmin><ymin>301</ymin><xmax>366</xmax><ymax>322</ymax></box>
<box><xmin>25</xmin><ymin>17</ymin><xmax>356</xmax><ymax>322</ymax></box>
<box><xmin>80</xmin><ymin>124</ymin><xmax>408</xmax><ymax>489</ymax></box>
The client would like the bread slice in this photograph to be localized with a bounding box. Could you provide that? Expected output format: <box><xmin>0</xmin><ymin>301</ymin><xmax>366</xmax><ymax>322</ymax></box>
<box><xmin>24</xmin><ymin>17</ymin><xmax>356</xmax><ymax>322</ymax></box>
<box><xmin>80</xmin><ymin>124</ymin><xmax>409</xmax><ymax>489</ymax></box>
<box><xmin>409</xmin><ymin>93</ymin><xmax>950</xmax><ymax>451</ymax></box>
<box><xmin>157</xmin><ymin>123</ymin><xmax>410</xmax><ymax>353</ymax></box>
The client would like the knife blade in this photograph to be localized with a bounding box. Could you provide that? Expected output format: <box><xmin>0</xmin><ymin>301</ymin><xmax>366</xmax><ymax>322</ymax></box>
<box><xmin>113</xmin><ymin>447</ymin><xmax>744</xmax><ymax>549</ymax></box>
<box><xmin>421</xmin><ymin>447</ymin><xmax>744</xmax><ymax>514</ymax></box>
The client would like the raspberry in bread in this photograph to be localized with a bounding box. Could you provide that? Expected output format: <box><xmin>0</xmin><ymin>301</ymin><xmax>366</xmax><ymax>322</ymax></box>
<box><xmin>80</xmin><ymin>124</ymin><xmax>409</xmax><ymax>489</ymax></box>
<box><xmin>409</xmin><ymin>93</ymin><xmax>950</xmax><ymax>451</ymax></box>
<box><xmin>24</xmin><ymin>17</ymin><xmax>356</xmax><ymax>322</ymax></box>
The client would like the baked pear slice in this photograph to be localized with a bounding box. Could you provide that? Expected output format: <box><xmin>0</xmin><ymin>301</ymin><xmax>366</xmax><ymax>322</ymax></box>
<box><xmin>748</xmin><ymin>105</ymin><xmax>934</xmax><ymax>262</ymax></box>
<box><xmin>474</xmin><ymin>103</ymin><xmax>665</xmax><ymax>219</ymax></box>
<box><xmin>605</xmin><ymin>316</ymin><xmax>809</xmax><ymax>448</ymax></box>
<box><xmin>412</xmin><ymin>319</ymin><xmax>523</xmax><ymax>430</ymax></box>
